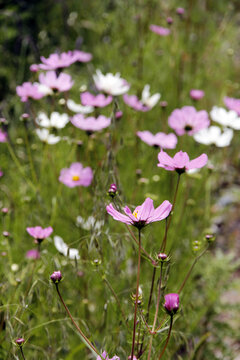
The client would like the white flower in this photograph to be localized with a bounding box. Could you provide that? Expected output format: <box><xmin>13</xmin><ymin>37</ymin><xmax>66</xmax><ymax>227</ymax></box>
<box><xmin>141</xmin><ymin>85</ymin><xmax>161</xmax><ymax>108</ymax></box>
<box><xmin>36</xmin><ymin>128</ymin><xmax>61</xmax><ymax>144</ymax></box>
<box><xmin>210</xmin><ymin>106</ymin><xmax>240</xmax><ymax>129</ymax></box>
<box><xmin>93</xmin><ymin>69</ymin><xmax>130</xmax><ymax>96</ymax></box>
<box><xmin>76</xmin><ymin>215</ymin><xmax>104</xmax><ymax>231</ymax></box>
<box><xmin>193</xmin><ymin>126</ymin><xmax>233</xmax><ymax>147</ymax></box>
<box><xmin>67</xmin><ymin>99</ymin><xmax>94</xmax><ymax>114</ymax></box>
<box><xmin>36</xmin><ymin>112</ymin><xmax>69</xmax><ymax>129</ymax></box>
<box><xmin>54</xmin><ymin>235</ymin><xmax>80</xmax><ymax>260</ymax></box>
<box><xmin>36</xmin><ymin>83</ymin><xmax>53</xmax><ymax>96</ymax></box>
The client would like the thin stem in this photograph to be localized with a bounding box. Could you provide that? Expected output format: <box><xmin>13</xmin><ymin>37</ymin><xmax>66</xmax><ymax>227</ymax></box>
<box><xmin>178</xmin><ymin>246</ymin><xmax>209</xmax><ymax>294</ymax></box>
<box><xmin>23</xmin><ymin>125</ymin><xmax>38</xmax><ymax>184</ymax></box>
<box><xmin>160</xmin><ymin>174</ymin><xmax>181</xmax><ymax>252</ymax></box>
<box><xmin>158</xmin><ymin>315</ymin><xmax>173</xmax><ymax>360</ymax></box>
<box><xmin>147</xmin><ymin>262</ymin><xmax>163</xmax><ymax>360</ymax></box>
<box><xmin>55</xmin><ymin>284</ymin><xmax>102</xmax><ymax>359</ymax></box>
<box><xmin>130</xmin><ymin>229</ymin><xmax>142</xmax><ymax>360</ymax></box>
<box><xmin>125</xmin><ymin>224</ymin><xmax>154</xmax><ymax>263</ymax></box>
<box><xmin>20</xmin><ymin>347</ymin><xmax>26</xmax><ymax>360</ymax></box>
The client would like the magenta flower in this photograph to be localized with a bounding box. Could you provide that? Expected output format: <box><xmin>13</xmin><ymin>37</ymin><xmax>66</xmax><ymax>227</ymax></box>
<box><xmin>50</xmin><ymin>270</ymin><xmax>62</xmax><ymax>284</ymax></box>
<box><xmin>26</xmin><ymin>249</ymin><xmax>40</xmax><ymax>260</ymax></box>
<box><xmin>190</xmin><ymin>89</ymin><xmax>205</xmax><ymax>101</ymax></box>
<box><xmin>81</xmin><ymin>92</ymin><xmax>112</xmax><ymax>108</ymax></box>
<box><xmin>59</xmin><ymin>162</ymin><xmax>93</xmax><ymax>188</ymax></box>
<box><xmin>137</xmin><ymin>131</ymin><xmax>177</xmax><ymax>149</ymax></box>
<box><xmin>0</xmin><ymin>129</ymin><xmax>7</xmax><ymax>143</ymax></box>
<box><xmin>97</xmin><ymin>351</ymin><xmax>120</xmax><ymax>360</ymax></box>
<box><xmin>157</xmin><ymin>150</ymin><xmax>208</xmax><ymax>174</ymax></box>
<box><xmin>15</xmin><ymin>338</ymin><xmax>25</xmax><ymax>346</ymax></box>
<box><xmin>176</xmin><ymin>7</ymin><xmax>185</xmax><ymax>15</ymax></box>
<box><xmin>38</xmin><ymin>50</ymin><xmax>92</xmax><ymax>70</ymax></box>
<box><xmin>0</xmin><ymin>170</ymin><xmax>3</xmax><ymax>177</ymax></box>
<box><xmin>123</xmin><ymin>94</ymin><xmax>149</xmax><ymax>112</ymax></box>
<box><xmin>26</xmin><ymin>226</ymin><xmax>53</xmax><ymax>242</ymax></box>
<box><xmin>16</xmin><ymin>82</ymin><xmax>44</xmax><ymax>102</ymax></box>
<box><xmin>224</xmin><ymin>96</ymin><xmax>240</xmax><ymax>115</ymax></box>
<box><xmin>106</xmin><ymin>197</ymin><xmax>172</xmax><ymax>229</ymax></box>
<box><xmin>39</xmin><ymin>71</ymin><xmax>74</xmax><ymax>92</ymax></box>
<box><xmin>168</xmin><ymin>106</ymin><xmax>210</xmax><ymax>136</ymax></box>
<box><xmin>164</xmin><ymin>293</ymin><xmax>179</xmax><ymax>315</ymax></box>
<box><xmin>150</xmin><ymin>25</ymin><xmax>171</xmax><ymax>36</ymax></box>
<box><xmin>71</xmin><ymin>114</ymin><xmax>111</xmax><ymax>132</ymax></box>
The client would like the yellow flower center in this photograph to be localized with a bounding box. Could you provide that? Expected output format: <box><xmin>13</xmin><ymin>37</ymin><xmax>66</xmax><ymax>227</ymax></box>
<box><xmin>133</xmin><ymin>210</ymin><xmax>138</xmax><ymax>219</ymax></box>
<box><xmin>72</xmin><ymin>175</ymin><xmax>80</xmax><ymax>181</ymax></box>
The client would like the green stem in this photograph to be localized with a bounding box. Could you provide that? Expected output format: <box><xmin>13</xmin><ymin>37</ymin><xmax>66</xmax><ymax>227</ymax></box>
<box><xmin>130</xmin><ymin>229</ymin><xmax>141</xmax><ymax>360</ymax></box>
<box><xmin>23</xmin><ymin>125</ymin><xmax>38</xmax><ymax>184</ymax></box>
<box><xmin>55</xmin><ymin>284</ymin><xmax>102</xmax><ymax>359</ymax></box>
<box><xmin>158</xmin><ymin>315</ymin><xmax>173</xmax><ymax>360</ymax></box>
<box><xmin>126</xmin><ymin>224</ymin><xmax>154</xmax><ymax>263</ymax></box>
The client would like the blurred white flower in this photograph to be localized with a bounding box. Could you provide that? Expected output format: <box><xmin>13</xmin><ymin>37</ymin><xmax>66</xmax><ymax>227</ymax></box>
<box><xmin>54</xmin><ymin>235</ymin><xmax>80</xmax><ymax>260</ymax></box>
<box><xmin>36</xmin><ymin>83</ymin><xmax>53</xmax><ymax>96</ymax></box>
<box><xmin>36</xmin><ymin>112</ymin><xmax>69</xmax><ymax>129</ymax></box>
<box><xmin>210</xmin><ymin>106</ymin><xmax>240</xmax><ymax>129</ymax></box>
<box><xmin>67</xmin><ymin>99</ymin><xmax>94</xmax><ymax>114</ymax></box>
<box><xmin>141</xmin><ymin>85</ymin><xmax>161</xmax><ymax>108</ymax></box>
<box><xmin>93</xmin><ymin>70</ymin><xmax>130</xmax><ymax>96</ymax></box>
<box><xmin>193</xmin><ymin>126</ymin><xmax>233</xmax><ymax>147</ymax></box>
<box><xmin>36</xmin><ymin>128</ymin><xmax>61</xmax><ymax>144</ymax></box>
<box><xmin>76</xmin><ymin>215</ymin><xmax>104</xmax><ymax>231</ymax></box>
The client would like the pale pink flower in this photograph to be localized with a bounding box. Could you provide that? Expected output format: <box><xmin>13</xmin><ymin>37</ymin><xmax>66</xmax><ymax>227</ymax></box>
<box><xmin>137</xmin><ymin>131</ymin><xmax>177</xmax><ymax>149</ymax></box>
<box><xmin>224</xmin><ymin>96</ymin><xmax>240</xmax><ymax>115</ymax></box>
<box><xmin>16</xmin><ymin>82</ymin><xmax>44</xmax><ymax>102</ymax></box>
<box><xmin>190</xmin><ymin>89</ymin><xmax>205</xmax><ymax>100</ymax></box>
<box><xmin>168</xmin><ymin>106</ymin><xmax>210</xmax><ymax>136</ymax></box>
<box><xmin>59</xmin><ymin>162</ymin><xmax>93</xmax><ymax>188</ymax></box>
<box><xmin>150</xmin><ymin>25</ymin><xmax>171</xmax><ymax>36</ymax></box>
<box><xmin>176</xmin><ymin>7</ymin><xmax>185</xmax><ymax>15</ymax></box>
<box><xmin>71</xmin><ymin>50</ymin><xmax>92</xmax><ymax>63</ymax></box>
<box><xmin>123</xmin><ymin>94</ymin><xmax>149</xmax><ymax>111</ymax></box>
<box><xmin>81</xmin><ymin>92</ymin><xmax>112</xmax><ymax>107</ymax></box>
<box><xmin>0</xmin><ymin>129</ymin><xmax>7</xmax><ymax>143</ymax></box>
<box><xmin>157</xmin><ymin>150</ymin><xmax>208</xmax><ymax>174</ymax></box>
<box><xmin>39</xmin><ymin>71</ymin><xmax>73</xmax><ymax>92</ymax></box>
<box><xmin>71</xmin><ymin>114</ymin><xmax>111</xmax><ymax>132</ymax></box>
<box><xmin>26</xmin><ymin>249</ymin><xmax>40</xmax><ymax>259</ymax></box>
<box><xmin>97</xmin><ymin>351</ymin><xmax>120</xmax><ymax>360</ymax></box>
<box><xmin>26</xmin><ymin>226</ymin><xmax>53</xmax><ymax>241</ymax></box>
<box><xmin>123</xmin><ymin>85</ymin><xmax>160</xmax><ymax>111</ymax></box>
<box><xmin>164</xmin><ymin>293</ymin><xmax>179</xmax><ymax>315</ymax></box>
<box><xmin>106</xmin><ymin>197</ymin><xmax>172</xmax><ymax>229</ymax></box>
<box><xmin>38</xmin><ymin>50</ymin><xmax>92</xmax><ymax>70</ymax></box>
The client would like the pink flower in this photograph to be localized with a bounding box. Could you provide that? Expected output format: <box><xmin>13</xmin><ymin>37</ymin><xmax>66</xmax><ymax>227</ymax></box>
<box><xmin>38</xmin><ymin>50</ymin><xmax>92</xmax><ymax>70</ymax></box>
<box><xmin>190</xmin><ymin>89</ymin><xmax>205</xmax><ymax>100</ymax></box>
<box><xmin>71</xmin><ymin>114</ymin><xmax>111</xmax><ymax>132</ymax></box>
<box><xmin>0</xmin><ymin>129</ymin><xmax>7</xmax><ymax>143</ymax></box>
<box><xmin>26</xmin><ymin>226</ymin><xmax>53</xmax><ymax>241</ymax></box>
<box><xmin>16</xmin><ymin>82</ymin><xmax>44</xmax><ymax>102</ymax></box>
<box><xmin>106</xmin><ymin>197</ymin><xmax>172</xmax><ymax>229</ymax></box>
<box><xmin>81</xmin><ymin>92</ymin><xmax>112</xmax><ymax>107</ymax></box>
<box><xmin>123</xmin><ymin>94</ymin><xmax>149</xmax><ymax>112</ymax></box>
<box><xmin>26</xmin><ymin>249</ymin><xmax>40</xmax><ymax>259</ymax></box>
<box><xmin>0</xmin><ymin>170</ymin><xmax>3</xmax><ymax>177</ymax></box>
<box><xmin>176</xmin><ymin>7</ymin><xmax>185</xmax><ymax>15</ymax></box>
<box><xmin>150</xmin><ymin>25</ymin><xmax>171</xmax><ymax>36</ymax></box>
<box><xmin>97</xmin><ymin>351</ymin><xmax>120</xmax><ymax>360</ymax></box>
<box><xmin>164</xmin><ymin>293</ymin><xmax>179</xmax><ymax>315</ymax></box>
<box><xmin>30</xmin><ymin>64</ymin><xmax>40</xmax><ymax>72</ymax></box>
<box><xmin>224</xmin><ymin>96</ymin><xmax>240</xmax><ymax>115</ymax></box>
<box><xmin>168</xmin><ymin>106</ymin><xmax>210</xmax><ymax>136</ymax></box>
<box><xmin>157</xmin><ymin>150</ymin><xmax>208</xmax><ymax>174</ymax></box>
<box><xmin>39</xmin><ymin>71</ymin><xmax>74</xmax><ymax>92</ymax></box>
<box><xmin>137</xmin><ymin>131</ymin><xmax>177</xmax><ymax>149</ymax></box>
<box><xmin>59</xmin><ymin>162</ymin><xmax>93</xmax><ymax>188</ymax></box>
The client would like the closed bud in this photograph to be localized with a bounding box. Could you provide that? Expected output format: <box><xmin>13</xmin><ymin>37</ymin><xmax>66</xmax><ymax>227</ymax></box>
<box><xmin>15</xmin><ymin>338</ymin><xmax>25</xmax><ymax>346</ymax></box>
<box><xmin>164</xmin><ymin>293</ymin><xmax>179</xmax><ymax>315</ymax></box>
<box><xmin>50</xmin><ymin>271</ymin><xmax>62</xmax><ymax>284</ymax></box>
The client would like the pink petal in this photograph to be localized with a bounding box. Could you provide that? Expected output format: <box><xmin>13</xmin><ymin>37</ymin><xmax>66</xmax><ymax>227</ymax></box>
<box><xmin>106</xmin><ymin>204</ymin><xmax>132</xmax><ymax>225</ymax></box>
<box><xmin>187</xmin><ymin>154</ymin><xmax>208</xmax><ymax>170</ymax></box>
<box><xmin>148</xmin><ymin>200</ymin><xmax>172</xmax><ymax>223</ymax></box>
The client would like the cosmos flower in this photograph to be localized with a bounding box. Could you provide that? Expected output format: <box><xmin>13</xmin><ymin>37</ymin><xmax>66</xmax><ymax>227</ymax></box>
<box><xmin>0</xmin><ymin>129</ymin><xmax>7</xmax><ymax>143</ymax></box>
<box><xmin>80</xmin><ymin>92</ymin><xmax>113</xmax><ymax>108</ymax></box>
<box><xmin>97</xmin><ymin>351</ymin><xmax>120</xmax><ymax>360</ymax></box>
<box><xmin>71</xmin><ymin>114</ymin><xmax>111</xmax><ymax>132</ymax></box>
<box><xmin>26</xmin><ymin>226</ymin><xmax>53</xmax><ymax>242</ymax></box>
<box><xmin>66</xmin><ymin>99</ymin><xmax>94</xmax><ymax>114</ymax></box>
<box><xmin>36</xmin><ymin>112</ymin><xmax>69</xmax><ymax>129</ymax></box>
<box><xmin>54</xmin><ymin>235</ymin><xmax>80</xmax><ymax>260</ymax></box>
<box><xmin>150</xmin><ymin>25</ymin><xmax>171</xmax><ymax>36</ymax></box>
<box><xmin>38</xmin><ymin>50</ymin><xmax>92</xmax><ymax>70</ymax></box>
<box><xmin>25</xmin><ymin>249</ymin><xmax>40</xmax><ymax>259</ymax></box>
<box><xmin>137</xmin><ymin>131</ymin><xmax>177</xmax><ymax>149</ymax></box>
<box><xmin>193</xmin><ymin>126</ymin><xmax>233</xmax><ymax>147</ymax></box>
<box><xmin>168</xmin><ymin>106</ymin><xmax>210</xmax><ymax>136</ymax></box>
<box><xmin>164</xmin><ymin>293</ymin><xmax>179</xmax><ymax>315</ymax></box>
<box><xmin>39</xmin><ymin>71</ymin><xmax>74</xmax><ymax>92</ymax></box>
<box><xmin>16</xmin><ymin>82</ymin><xmax>45</xmax><ymax>102</ymax></box>
<box><xmin>224</xmin><ymin>96</ymin><xmax>240</xmax><ymax>115</ymax></box>
<box><xmin>157</xmin><ymin>150</ymin><xmax>208</xmax><ymax>174</ymax></box>
<box><xmin>36</xmin><ymin>129</ymin><xmax>61</xmax><ymax>144</ymax></box>
<box><xmin>190</xmin><ymin>89</ymin><xmax>205</xmax><ymax>100</ymax></box>
<box><xmin>93</xmin><ymin>70</ymin><xmax>130</xmax><ymax>96</ymax></box>
<box><xmin>124</xmin><ymin>85</ymin><xmax>160</xmax><ymax>111</ymax></box>
<box><xmin>59</xmin><ymin>162</ymin><xmax>93</xmax><ymax>188</ymax></box>
<box><xmin>210</xmin><ymin>106</ymin><xmax>240</xmax><ymax>129</ymax></box>
<box><xmin>106</xmin><ymin>197</ymin><xmax>172</xmax><ymax>229</ymax></box>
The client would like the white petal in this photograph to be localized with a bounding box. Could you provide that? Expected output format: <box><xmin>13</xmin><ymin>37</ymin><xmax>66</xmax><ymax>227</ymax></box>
<box><xmin>67</xmin><ymin>99</ymin><xmax>93</xmax><ymax>114</ymax></box>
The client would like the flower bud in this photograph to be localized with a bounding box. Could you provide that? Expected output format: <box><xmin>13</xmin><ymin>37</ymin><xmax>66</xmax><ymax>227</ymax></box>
<box><xmin>1</xmin><ymin>208</ymin><xmax>9</xmax><ymax>214</ymax></box>
<box><xmin>50</xmin><ymin>271</ymin><xmax>62</xmax><ymax>284</ymax></box>
<box><xmin>157</xmin><ymin>253</ymin><xmax>168</xmax><ymax>261</ymax></box>
<box><xmin>30</xmin><ymin>64</ymin><xmax>39</xmax><ymax>72</ymax></box>
<box><xmin>15</xmin><ymin>338</ymin><xmax>25</xmax><ymax>346</ymax></box>
<box><xmin>160</xmin><ymin>100</ymin><xmax>168</xmax><ymax>108</ymax></box>
<box><xmin>205</xmin><ymin>234</ymin><xmax>215</xmax><ymax>242</ymax></box>
<box><xmin>115</xmin><ymin>110</ymin><xmax>123</xmax><ymax>119</ymax></box>
<box><xmin>3</xmin><ymin>231</ymin><xmax>10</xmax><ymax>237</ymax></box>
<box><xmin>164</xmin><ymin>293</ymin><xmax>179</xmax><ymax>315</ymax></box>
<box><xmin>176</xmin><ymin>7</ymin><xmax>185</xmax><ymax>15</ymax></box>
<box><xmin>166</xmin><ymin>17</ymin><xmax>173</xmax><ymax>24</ymax></box>
<box><xmin>108</xmin><ymin>183</ymin><xmax>117</xmax><ymax>198</ymax></box>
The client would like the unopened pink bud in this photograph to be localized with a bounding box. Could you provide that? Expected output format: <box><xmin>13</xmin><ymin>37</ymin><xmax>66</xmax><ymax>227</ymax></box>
<box><xmin>158</xmin><ymin>253</ymin><xmax>167</xmax><ymax>260</ymax></box>
<box><xmin>164</xmin><ymin>293</ymin><xmax>179</xmax><ymax>315</ymax></box>
<box><xmin>50</xmin><ymin>271</ymin><xmax>62</xmax><ymax>284</ymax></box>
<box><xmin>15</xmin><ymin>338</ymin><xmax>25</xmax><ymax>346</ymax></box>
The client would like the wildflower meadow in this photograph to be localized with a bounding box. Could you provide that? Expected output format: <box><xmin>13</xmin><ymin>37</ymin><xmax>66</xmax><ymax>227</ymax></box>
<box><xmin>1</xmin><ymin>1</ymin><xmax>240</xmax><ymax>359</ymax></box>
